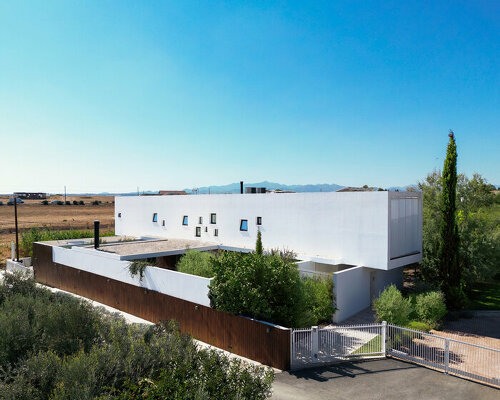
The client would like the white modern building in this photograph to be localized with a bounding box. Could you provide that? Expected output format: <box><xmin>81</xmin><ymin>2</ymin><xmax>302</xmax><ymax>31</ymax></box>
<box><xmin>115</xmin><ymin>191</ymin><xmax>423</xmax><ymax>322</ymax></box>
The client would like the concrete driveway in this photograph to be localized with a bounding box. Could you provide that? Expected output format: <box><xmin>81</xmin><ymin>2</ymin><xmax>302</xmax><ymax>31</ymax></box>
<box><xmin>272</xmin><ymin>358</ymin><xmax>498</xmax><ymax>400</ymax></box>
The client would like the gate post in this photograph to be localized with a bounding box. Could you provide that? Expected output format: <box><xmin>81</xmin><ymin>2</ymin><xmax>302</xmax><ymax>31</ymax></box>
<box><xmin>381</xmin><ymin>321</ymin><xmax>387</xmax><ymax>355</ymax></box>
<box><xmin>312</xmin><ymin>326</ymin><xmax>319</xmax><ymax>361</ymax></box>
<box><xmin>444</xmin><ymin>339</ymin><xmax>450</xmax><ymax>374</ymax></box>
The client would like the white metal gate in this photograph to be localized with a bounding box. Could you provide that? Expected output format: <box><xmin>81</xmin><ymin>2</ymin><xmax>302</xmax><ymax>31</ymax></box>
<box><xmin>291</xmin><ymin>323</ymin><xmax>386</xmax><ymax>369</ymax></box>
<box><xmin>291</xmin><ymin>322</ymin><xmax>500</xmax><ymax>388</ymax></box>
<box><xmin>387</xmin><ymin>324</ymin><xmax>500</xmax><ymax>388</ymax></box>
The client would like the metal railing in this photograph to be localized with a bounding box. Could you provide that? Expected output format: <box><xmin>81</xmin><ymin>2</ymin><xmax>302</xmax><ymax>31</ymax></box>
<box><xmin>291</xmin><ymin>322</ymin><xmax>500</xmax><ymax>388</ymax></box>
<box><xmin>387</xmin><ymin>324</ymin><xmax>500</xmax><ymax>387</ymax></box>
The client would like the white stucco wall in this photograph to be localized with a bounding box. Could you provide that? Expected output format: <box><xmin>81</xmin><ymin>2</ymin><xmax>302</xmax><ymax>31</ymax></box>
<box><xmin>115</xmin><ymin>192</ymin><xmax>422</xmax><ymax>270</ymax></box>
<box><xmin>332</xmin><ymin>266</ymin><xmax>371</xmax><ymax>323</ymax></box>
<box><xmin>52</xmin><ymin>246</ymin><xmax>211</xmax><ymax>306</ymax></box>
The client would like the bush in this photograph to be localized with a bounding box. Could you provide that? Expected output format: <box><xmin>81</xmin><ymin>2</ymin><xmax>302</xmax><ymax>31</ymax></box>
<box><xmin>79</xmin><ymin>200</ymin><xmax>85</xmax><ymax>205</ymax></box>
<box><xmin>92</xmin><ymin>200</ymin><xmax>101</xmax><ymax>205</ymax></box>
<box><xmin>209</xmin><ymin>251</ymin><xmax>304</xmax><ymax>327</ymax></box>
<box><xmin>0</xmin><ymin>274</ymin><xmax>274</xmax><ymax>400</ymax></box>
<box><xmin>300</xmin><ymin>276</ymin><xmax>334</xmax><ymax>326</ymax></box>
<box><xmin>415</xmin><ymin>291</ymin><xmax>447</xmax><ymax>328</ymax></box>
<box><xmin>20</xmin><ymin>228</ymin><xmax>115</xmax><ymax>257</ymax></box>
<box><xmin>72</xmin><ymin>200</ymin><xmax>79</xmax><ymax>205</ymax></box>
<box><xmin>373</xmin><ymin>285</ymin><xmax>413</xmax><ymax>326</ymax></box>
<box><xmin>177</xmin><ymin>250</ymin><xmax>214</xmax><ymax>278</ymax></box>
<box><xmin>41</xmin><ymin>200</ymin><xmax>49</xmax><ymax>205</ymax></box>
<box><xmin>65</xmin><ymin>201</ymin><xmax>71</xmax><ymax>205</ymax></box>
<box><xmin>407</xmin><ymin>321</ymin><xmax>432</xmax><ymax>332</ymax></box>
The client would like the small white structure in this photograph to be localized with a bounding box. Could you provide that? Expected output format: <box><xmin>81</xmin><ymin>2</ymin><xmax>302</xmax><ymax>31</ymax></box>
<box><xmin>115</xmin><ymin>191</ymin><xmax>422</xmax><ymax>322</ymax></box>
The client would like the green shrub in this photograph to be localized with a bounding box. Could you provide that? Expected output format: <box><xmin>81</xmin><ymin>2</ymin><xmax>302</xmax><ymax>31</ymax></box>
<box><xmin>92</xmin><ymin>200</ymin><xmax>101</xmax><ymax>205</ymax></box>
<box><xmin>64</xmin><ymin>201</ymin><xmax>71</xmax><ymax>205</ymax></box>
<box><xmin>20</xmin><ymin>228</ymin><xmax>115</xmax><ymax>257</ymax></box>
<box><xmin>209</xmin><ymin>251</ymin><xmax>304</xmax><ymax>327</ymax></box>
<box><xmin>72</xmin><ymin>200</ymin><xmax>78</xmax><ymax>205</ymax></box>
<box><xmin>79</xmin><ymin>200</ymin><xmax>85</xmax><ymax>205</ymax></box>
<box><xmin>415</xmin><ymin>291</ymin><xmax>447</xmax><ymax>328</ymax></box>
<box><xmin>0</xmin><ymin>274</ymin><xmax>274</xmax><ymax>400</ymax></box>
<box><xmin>373</xmin><ymin>285</ymin><xmax>412</xmax><ymax>326</ymax></box>
<box><xmin>300</xmin><ymin>276</ymin><xmax>334</xmax><ymax>326</ymax></box>
<box><xmin>407</xmin><ymin>321</ymin><xmax>432</xmax><ymax>332</ymax></box>
<box><xmin>41</xmin><ymin>200</ymin><xmax>49</xmax><ymax>205</ymax></box>
<box><xmin>176</xmin><ymin>250</ymin><xmax>214</xmax><ymax>278</ymax></box>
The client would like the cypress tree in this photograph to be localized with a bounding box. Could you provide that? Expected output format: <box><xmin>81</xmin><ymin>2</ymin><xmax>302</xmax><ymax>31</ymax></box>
<box><xmin>438</xmin><ymin>131</ymin><xmax>461</xmax><ymax>306</ymax></box>
<box><xmin>255</xmin><ymin>229</ymin><xmax>263</xmax><ymax>256</ymax></box>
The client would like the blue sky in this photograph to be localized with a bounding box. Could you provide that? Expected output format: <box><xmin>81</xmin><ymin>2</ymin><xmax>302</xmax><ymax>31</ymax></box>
<box><xmin>1</xmin><ymin>1</ymin><xmax>498</xmax><ymax>193</ymax></box>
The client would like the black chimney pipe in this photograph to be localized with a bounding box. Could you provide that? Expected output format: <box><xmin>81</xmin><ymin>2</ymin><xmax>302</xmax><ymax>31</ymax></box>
<box><xmin>240</xmin><ymin>181</ymin><xmax>244</xmax><ymax>194</ymax></box>
<box><xmin>94</xmin><ymin>220</ymin><xmax>100</xmax><ymax>249</ymax></box>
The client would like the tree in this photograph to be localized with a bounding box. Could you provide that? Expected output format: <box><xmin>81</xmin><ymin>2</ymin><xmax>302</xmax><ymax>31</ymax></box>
<box><xmin>255</xmin><ymin>229</ymin><xmax>263</xmax><ymax>256</ymax></box>
<box><xmin>438</xmin><ymin>131</ymin><xmax>462</xmax><ymax>307</ymax></box>
<box><xmin>419</xmin><ymin>171</ymin><xmax>499</xmax><ymax>286</ymax></box>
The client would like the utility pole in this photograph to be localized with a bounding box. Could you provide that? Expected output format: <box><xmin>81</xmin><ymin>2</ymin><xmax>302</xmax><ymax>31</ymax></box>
<box><xmin>64</xmin><ymin>185</ymin><xmax>66</xmax><ymax>202</ymax></box>
<box><xmin>14</xmin><ymin>196</ymin><xmax>19</xmax><ymax>261</ymax></box>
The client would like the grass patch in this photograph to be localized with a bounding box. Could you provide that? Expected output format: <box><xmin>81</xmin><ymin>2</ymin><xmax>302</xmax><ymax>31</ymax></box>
<box><xmin>352</xmin><ymin>334</ymin><xmax>382</xmax><ymax>355</ymax></box>
<box><xmin>466</xmin><ymin>280</ymin><xmax>500</xmax><ymax>310</ymax></box>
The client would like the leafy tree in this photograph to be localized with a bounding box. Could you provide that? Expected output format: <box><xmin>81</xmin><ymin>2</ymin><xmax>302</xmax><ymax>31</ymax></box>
<box><xmin>438</xmin><ymin>131</ymin><xmax>461</xmax><ymax>306</ymax></box>
<box><xmin>255</xmin><ymin>229</ymin><xmax>263</xmax><ymax>256</ymax></box>
<box><xmin>209</xmin><ymin>252</ymin><xmax>304</xmax><ymax>327</ymax></box>
<box><xmin>419</xmin><ymin>171</ymin><xmax>499</xmax><ymax>291</ymax></box>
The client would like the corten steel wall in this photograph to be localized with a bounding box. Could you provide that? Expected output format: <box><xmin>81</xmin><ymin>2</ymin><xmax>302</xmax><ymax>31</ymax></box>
<box><xmin>33</xmin><ymin>243</ymin><xmax>290</xmax><ymax>370</ymax></box>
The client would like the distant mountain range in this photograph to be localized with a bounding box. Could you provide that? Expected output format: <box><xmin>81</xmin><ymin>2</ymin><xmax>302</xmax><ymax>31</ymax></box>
<box><xmin>183</xmin><ymin>181</ymin><xmax>344</xmax><ymax>194</ymax></box>
<box><xmin>38</xmin><ymin>181</ymin><xmax>427</xmax><ymax>196</ymax></box>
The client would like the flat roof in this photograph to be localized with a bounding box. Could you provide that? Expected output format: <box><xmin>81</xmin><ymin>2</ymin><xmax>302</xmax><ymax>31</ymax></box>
<box><xmin>98</xmin><ymin>238</ymin><xmax>219</xmax><ymax>259</ymax></box>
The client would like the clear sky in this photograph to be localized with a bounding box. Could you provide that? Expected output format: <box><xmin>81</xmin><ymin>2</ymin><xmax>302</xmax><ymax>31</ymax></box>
<box><xmin>0</xmin><ymin>1</ymin><xmax>498</xmax><ymax>193</ymax></box>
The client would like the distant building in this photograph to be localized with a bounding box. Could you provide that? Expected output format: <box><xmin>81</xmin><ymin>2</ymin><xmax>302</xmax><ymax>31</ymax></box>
<box><xmin>267</xmin><ymin>189</ymin><xmax>296</xmax><ymax>194</ymax></box>
<box><xmin>337</xmin><ymin>187</ymin><xmax>376</xmax><ymax>192</ymax></box>
<box><xmin>13</xmin><ymin>192</ymin><xmax>47</xmax><ymax>199</ymax></box>
<box><xmin>245</xmin><ymin>187</ymin><xmax>267</xmax><ymax>194</ymax></box>
<box><xmin>159</xmin><ymin>190</ymin><xmax>188</xmax><ymax>196</ymax></box>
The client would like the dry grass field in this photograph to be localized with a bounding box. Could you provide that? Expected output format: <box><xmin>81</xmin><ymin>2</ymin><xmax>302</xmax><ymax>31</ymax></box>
<box><xmin>0</xmin><ymin>195</ymin><xmax>114</xmax><ymax>266</ymax></box>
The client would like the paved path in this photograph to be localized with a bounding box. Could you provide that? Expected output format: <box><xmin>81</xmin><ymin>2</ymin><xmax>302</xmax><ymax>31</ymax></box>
<box><xmin>272</xmin><ymin>358</ymin><xmax>498</xmax><ymax>400</ymax></box>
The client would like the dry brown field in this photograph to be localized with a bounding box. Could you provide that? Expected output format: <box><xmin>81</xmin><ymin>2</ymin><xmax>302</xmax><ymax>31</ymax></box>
<box><xmin>0</xmin><ymin>195</ymin><xmax>114</xmax><ymax>266</ymax></box>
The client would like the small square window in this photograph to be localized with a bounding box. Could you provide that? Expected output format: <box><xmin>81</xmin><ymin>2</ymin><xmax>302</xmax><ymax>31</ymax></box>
<box><xmin>152</xmin><ymin>213</ymin><xmax>158</xmax><ymax>222</ymax></box>
<box><xmin>199</xmin><ymin>216</ymin><xmax>203</xmax><ymax>224</ymax></box>
<box><xmin>214</xmin><ymin>228</ymin><xmax>218</xmax><ymax>237</ymax></box>
<box><xmin>162</xmin><ymin>220</ymin><xmax>165</xmax><ymax>227</ymax></box>
<box><xmin>182</xmin><ymin>216</ymin><xmax>188</xmax><ymax>226</ymax></box>
<box><xmin>240</xmin><ymin>219</ymin><xmax>248</xmax><ymax>231</ymax></box>
<box><xmin>118</xmin><ymin>212</ymin><xmax>122</xmax><ymax>218</ymax></box>
<box><xmin>195</xmin><ymin>227</ymin><xmax>201</xmax><ymax>237</ymax></box>
<box><xmin>205</xmin><ymin>227</ymin><xmax>208</xmax><ymax>232</ymax></box>
<box><xmin>256</xmin><ymin>216</ymin><xmax>262</xmax><ymax>225</ymax></box>
<box><xmin>210</xmin><ymin>213</ymin><xmax>216</xmax><ymax>224</ymax></box>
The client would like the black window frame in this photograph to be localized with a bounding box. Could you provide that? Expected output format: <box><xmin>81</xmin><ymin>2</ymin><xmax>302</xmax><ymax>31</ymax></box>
<box><xmin>118</xmin><ymin>212</ymin><xmax>122</xmax><ymax>218</ymax></box>
<box><xmin>214</xmin><ymin>228</ymin><xmax>218</xmax><ymax>237</ymax></box>
<box><xmin>199</xmin><ymin>216</ymin><xmax>203</xmax><ymax>224</ymax></box>
<box><xmin>256</xmin><ymin>216</ymin><xmax>262</xmax><ymax>225</ymax></box>
<box><xmin>195</xmin><ymin>226</ymin><xmax>201</xmax><ymax>237</ymax></box>
<box><xmin>210</xmin><ymin>213</ymin><xmax>217</xmax><ymax>224</ymax></box>
<box><xmin>162</xmin><ymin>220</ymin><xmax>165</xmax><ymax>227</ymax></box>
<box><xmin>182</xmin><ymin>215</ymin><xmax>188</xmax><ymax>226</ymax></box>
<box><xmin>152</xmin><ymin>213</ymin><xmax>158</xmax><ymax>222</ymax></box>
<box><xmin>240</xmin><ymin>219</ymin><xmax>248</xmax><ymax>231</ymax></box>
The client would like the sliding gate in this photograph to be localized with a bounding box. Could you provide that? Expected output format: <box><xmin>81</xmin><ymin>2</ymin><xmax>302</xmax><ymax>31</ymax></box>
<box><xmin>291</xmin><ymin>322</ymin><xmax>499</xmax><ymax>388</ymax></box>
<box><xmin>290</xmin><ymin>323</ymin><xmax>386</xmax><ymax>370</ymax></box>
